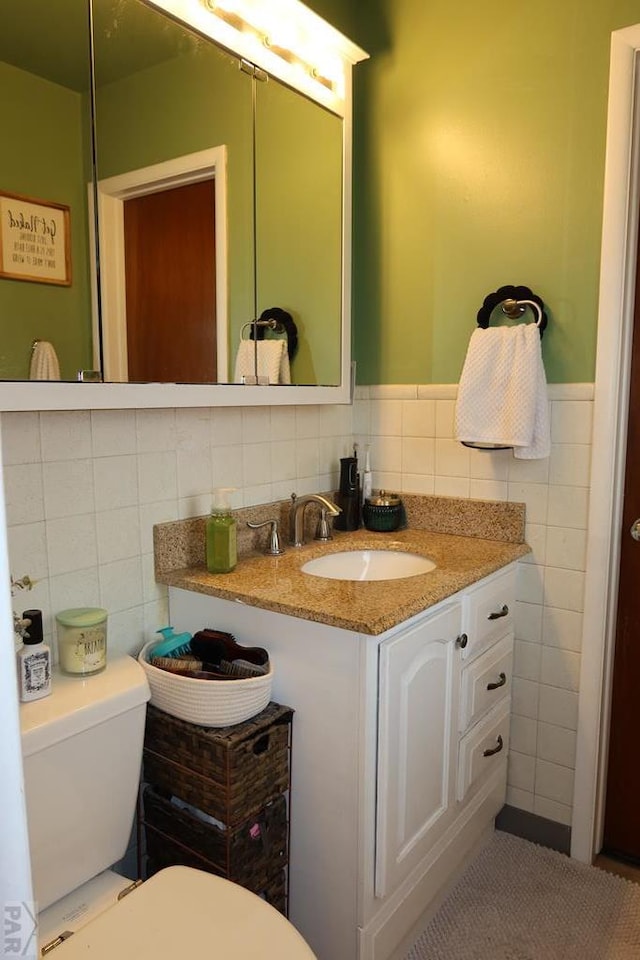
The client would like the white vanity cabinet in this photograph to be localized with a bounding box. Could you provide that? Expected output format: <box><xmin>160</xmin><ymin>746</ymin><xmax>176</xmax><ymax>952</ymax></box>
<box><xmin>375</xmin><ymin>603</ymin><xmax>462</xmax><ymax>900</ymax></box>
<box><xmin>167</xmin><ymin>561</ymin><xmax>517</xmax><ymax>960</ymax></box>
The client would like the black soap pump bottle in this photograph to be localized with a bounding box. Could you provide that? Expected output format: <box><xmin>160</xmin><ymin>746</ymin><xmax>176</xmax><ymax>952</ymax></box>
<box><xmin>334</xmin><ymin>450</ymin><xmax>361</xmax><ymax>531</ymax></box>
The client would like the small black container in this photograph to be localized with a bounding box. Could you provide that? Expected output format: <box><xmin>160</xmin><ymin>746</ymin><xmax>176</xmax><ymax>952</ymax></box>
<box><xmin>334</xmin><ymin>456</ymin><xmax>361</xmax><ymax>531</ymax></box>
<box><xmin>362</xmin><ymin>491</ymin><xmax>405</xmax><ymax>532</ymax></box>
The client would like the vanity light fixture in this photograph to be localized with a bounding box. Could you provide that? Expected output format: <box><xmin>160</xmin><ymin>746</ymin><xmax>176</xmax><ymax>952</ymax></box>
<box><xmin>201</xmin><ymin>0</ymin><xmax>345</xmax><ymax>99</ymax></box>
<box><xmin>148</xmin><ymin>0</ymin><xmax>367</xmax><ymax>116</ymax></box>
<box><xmin>203</xmin><ymin>0</ymin><xmax>245</xmax><ymax>32</ymax></box>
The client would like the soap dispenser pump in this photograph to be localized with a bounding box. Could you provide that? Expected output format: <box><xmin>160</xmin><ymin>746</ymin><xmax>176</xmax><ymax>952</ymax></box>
<box><xmin>206</xmin><ymin>488</ymin><xmax>237</xmax><ymax>574</ymax></box>
<box><xmin>16</xmin><ymin>609</ymin><xmax>51</xmax><ymax>702</ymax></box>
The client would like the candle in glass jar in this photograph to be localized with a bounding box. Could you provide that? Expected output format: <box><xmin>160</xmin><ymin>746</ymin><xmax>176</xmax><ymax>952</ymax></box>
<box><xmin>56</xmin><ymin>608</ymin><xmax>108</xmax><ymax>676</ymax></box>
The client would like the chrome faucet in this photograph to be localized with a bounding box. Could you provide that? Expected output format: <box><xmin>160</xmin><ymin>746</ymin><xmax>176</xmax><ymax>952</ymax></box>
<box><xmin>289</xmin><ymin>493</ymin><xmax>341</xmax><ymax>547</ymax></box>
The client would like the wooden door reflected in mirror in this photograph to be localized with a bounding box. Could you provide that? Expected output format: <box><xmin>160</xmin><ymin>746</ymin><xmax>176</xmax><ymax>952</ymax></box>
<box><xmin>123</xmin><ymin>179</ymin><xmax>217</xmax><ymax>383</ymax></box>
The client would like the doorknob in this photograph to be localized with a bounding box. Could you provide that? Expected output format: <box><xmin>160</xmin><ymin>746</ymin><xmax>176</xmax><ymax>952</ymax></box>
<box><xmin>631</xmin><ymin>519</ymin><xmax>640</xmax><ymax>541</ymax></box>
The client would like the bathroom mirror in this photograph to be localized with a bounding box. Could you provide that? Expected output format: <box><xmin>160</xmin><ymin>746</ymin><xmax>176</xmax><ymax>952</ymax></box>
<box><xmin>255</xmin><ymin>76</ymin><xmax>343</xmax><ymax>386</ymax></box>
<box><xmin>0</xmin><ymin>0</ymin><xmax>364</xmax><ymax>408</ymax></box>
<box><xmin>92</xmin><ymin>0</ymin><xmax>256</xmax><ymax>384</ymax></box>
<box><xmin>0</xmin><ymin>0</ymin><xmax>95</xmax><ymax>381</ymax></box>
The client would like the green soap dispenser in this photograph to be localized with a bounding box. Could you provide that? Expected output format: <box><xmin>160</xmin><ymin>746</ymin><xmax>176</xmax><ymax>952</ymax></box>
<box><xmin>206</xmin><ymin>488</ymin><xmax>237</xmax><ymax>574</ymax></box>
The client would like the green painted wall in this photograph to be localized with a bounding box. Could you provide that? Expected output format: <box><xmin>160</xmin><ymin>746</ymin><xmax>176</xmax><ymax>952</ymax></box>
<box><xmin>0</xmin><ymin>62</ymin><xmax>93</xmax><ymax>380</ymax></box>
<box><xmin>305</xmin><ymin>0</ymin><xmax>358</xmax><ymax>41</ymax></box>
<box><xmin>350</xmin><ymin>0</ymin><xmax>640</xmax><ymax>384</ymax></box>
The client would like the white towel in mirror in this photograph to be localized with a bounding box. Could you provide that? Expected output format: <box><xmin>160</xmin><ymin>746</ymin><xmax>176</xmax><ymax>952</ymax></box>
<box><xmin>234</xmin><ymin>339</ymin><xmax>291</xmax><ymax>385</ymax></box>
<box><xmin>29</xmin><ymin>340</ymin><xmax>61</xmax><ymax>381</ymax></box>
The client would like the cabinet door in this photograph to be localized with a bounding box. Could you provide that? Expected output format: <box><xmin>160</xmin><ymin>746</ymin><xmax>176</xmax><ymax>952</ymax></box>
<box><xmin>375</xmin><ymin>603</ymin><xmax>462</xmax><ymax>898</ymax></box>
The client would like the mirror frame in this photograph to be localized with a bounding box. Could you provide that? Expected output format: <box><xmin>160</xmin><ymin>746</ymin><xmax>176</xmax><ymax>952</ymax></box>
<box><xmin>0</xmin><ymin>0</ymin><xmax>367</xmax><ymax>410</ymax></box>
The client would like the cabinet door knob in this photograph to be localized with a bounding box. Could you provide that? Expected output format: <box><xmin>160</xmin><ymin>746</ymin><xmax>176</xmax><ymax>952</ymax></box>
<box><xmin>483</xmin><ymin>734</ymin><xmax>504</xmax><ymax>758</ymax></box>
<box><xmin>487</xmin><ymin>604</ymin><xmax>509</xmax><ymax>620</ymax></box>
<box><xmin>486</xmin><ymin>671</ymin><xmax>507</xmax><ymax>691</ymax></box>
<box><xmin>455</xmin><ymin>633</ymin><xmax>468</xmax><ymax>649</ymax></box>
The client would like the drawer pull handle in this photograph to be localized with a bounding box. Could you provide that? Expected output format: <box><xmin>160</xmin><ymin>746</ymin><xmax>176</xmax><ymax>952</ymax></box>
<box><xmin>455</xmin><ymin>633</ymin><xmax>468</xmax><ymax>649</ymax></box>
<box><xmin>487</xmin><ymin>604</ymin><xmax>509</xmax><ymax>621</ymax></box>
<box><xmin>483</xmin><ymin>734</ymin><xmax>504</xmax><ymax>758</ymax></box>
<box><xmin>486</xmin><ymin>672</ymin><xmax>507</xmax><ymax>691</ymax></box>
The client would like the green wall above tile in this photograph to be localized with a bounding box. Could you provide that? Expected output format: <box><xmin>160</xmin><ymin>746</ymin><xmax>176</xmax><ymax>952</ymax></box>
<box><xmin>340</xmin><ymin>0</ymin><xmax>640</xmax><ymax>384</ymax></box>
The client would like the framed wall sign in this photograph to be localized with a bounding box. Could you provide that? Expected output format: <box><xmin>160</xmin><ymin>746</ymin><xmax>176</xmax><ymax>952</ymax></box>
<box><xmin>0</xmin><ymin>191</ymin><xmax>71</xmax><ymax>286</ymax></box>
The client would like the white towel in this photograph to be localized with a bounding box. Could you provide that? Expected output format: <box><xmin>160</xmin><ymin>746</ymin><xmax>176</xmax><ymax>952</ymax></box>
<box><xmin>455</xmin><ymin>324</ymin><xmax>550</xmax><ymax>460</ymax></box>
<box><xmin>234</xmin><ymin>339</ymin><xmax>291</xmax><ymax>385</ymax></box>
<box><xmin>29</xmin><ymin>340</ymin><xmax>61</xmax><ymax>381</ymax></box>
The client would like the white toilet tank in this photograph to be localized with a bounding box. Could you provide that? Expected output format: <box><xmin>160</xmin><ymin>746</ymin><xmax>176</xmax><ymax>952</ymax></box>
<box><xmin>20</xmin><ymin>656</ymin><xmax>150</xmax><ymax>911</ymax></box>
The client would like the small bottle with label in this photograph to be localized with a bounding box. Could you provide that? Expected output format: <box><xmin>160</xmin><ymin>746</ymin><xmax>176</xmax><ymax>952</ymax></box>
<box><xmin>206</xmin><ymin>488</ymin><xmax>237</xmax><ymax>574</ymax></box>
<box><xmin>16</xmin><ymin>609</ymin><xmax>51</xmax><ymax>702</ymax></box>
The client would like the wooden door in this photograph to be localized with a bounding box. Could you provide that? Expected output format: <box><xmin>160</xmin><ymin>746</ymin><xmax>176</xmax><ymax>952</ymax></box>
<box><xmin>602</xmin><ymin>222</ymin><xmax>640</xmax><ymax>862</ymax></box>
<box><xmin>123</xmin><ymin>179</ymin><xmax>216</xmax><ymax>383</ymax></box>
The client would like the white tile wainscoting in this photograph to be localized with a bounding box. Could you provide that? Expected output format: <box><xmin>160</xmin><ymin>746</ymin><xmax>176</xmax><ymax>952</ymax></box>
<box><xmin>353</xmin><ymin>383</ymin><xmax>594</xmax><ymax>829</ymax></box>
<box><xmin>1</xmin><ymin>405</ymin><xmax>354</xmax><ymax>661</ymax></box>
<box><xmin>2</xmin><ymin>382</ymin><xmax>593</xmax><ymax>829</ymax></box>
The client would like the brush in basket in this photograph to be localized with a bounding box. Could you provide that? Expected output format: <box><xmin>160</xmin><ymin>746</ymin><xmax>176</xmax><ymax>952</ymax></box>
<box><xmin>190</xmin><ymin>629</ymin><xmax>270</xmax><ymax>679</ymax></box>
<box><xmin>149</xmin><ymin>654</ymin><xmax>239</xmax><ymax>681</ymax></box>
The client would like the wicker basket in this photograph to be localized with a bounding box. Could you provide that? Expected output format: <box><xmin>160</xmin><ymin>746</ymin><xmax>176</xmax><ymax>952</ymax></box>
<box><xmin>143</xmin><ymin>702</ymin><xmax>292</xmax><ymax>825</ymax></box>
<box><xmin>138</xmin><ymin>640</ymin><xmax>273</xmax><ymax>727</ymax></box>
<box><xmin>142</xmin><ymin>787</ymin><xmax>288</xmax><ymax>892</ymax></box>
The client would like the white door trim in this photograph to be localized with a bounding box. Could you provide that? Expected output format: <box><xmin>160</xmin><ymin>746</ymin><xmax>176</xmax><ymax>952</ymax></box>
<box><xmin>571</xmin><ymin>27</ymin><xmax>640</xmax><ymax>861</ymax></box>
<box><xmin>0</xmin><ymin>423</ymin><xmax>34</xmax><ymax>921</ymax></box>
<box><xmin>96</xmin><ymin>146</ymin><xmax>228</xmax><ymax>383</ymax></box>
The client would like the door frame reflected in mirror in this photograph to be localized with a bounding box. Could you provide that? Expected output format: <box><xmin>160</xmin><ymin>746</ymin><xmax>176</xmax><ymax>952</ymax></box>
<box><xmin>96</xmin><ymin>147</ymin><xmax>228</xmax><ymax>383</ymax></box>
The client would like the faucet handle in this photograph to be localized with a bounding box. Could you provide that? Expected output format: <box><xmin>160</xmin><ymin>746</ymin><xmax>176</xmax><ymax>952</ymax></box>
<box><xmin>247</xmin><ymin>519</ymin><xmax>285</xmax><ymax>556</ymax></box>
<box><xmin>315</xmin><ymin>507</ymin><xmax>333</xmax><ymax>542</ymax></box>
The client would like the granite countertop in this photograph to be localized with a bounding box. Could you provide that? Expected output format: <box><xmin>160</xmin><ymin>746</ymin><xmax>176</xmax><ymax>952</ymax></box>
<box><xmin>155</xmin><ymin>506</ymin><xmax>530</xmax><ymax>635</ymax></box>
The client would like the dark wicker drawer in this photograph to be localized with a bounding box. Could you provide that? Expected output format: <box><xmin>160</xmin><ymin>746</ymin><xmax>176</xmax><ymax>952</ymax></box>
<box><xmin>143</xmin><ymin>701</ymin><xmax>292</xmax><ymax>826</ymax></box>
<box><xmin>142</xmin><ymin>786</ymin><xmax>288</xmax><ymax>893</ymax></box>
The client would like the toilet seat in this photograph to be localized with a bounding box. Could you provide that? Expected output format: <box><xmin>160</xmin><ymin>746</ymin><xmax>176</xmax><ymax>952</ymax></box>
<box><xmin>49</xmin><ymin>866</ymin><xmax>316</xmax><ymax>959</ymax></box>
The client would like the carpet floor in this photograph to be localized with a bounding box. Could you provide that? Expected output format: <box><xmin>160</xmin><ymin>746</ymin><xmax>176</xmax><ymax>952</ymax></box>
<box><xmin>406</xmin><ymin>831</ymin><xmax>640</xmax><ymax>960</ymax></box>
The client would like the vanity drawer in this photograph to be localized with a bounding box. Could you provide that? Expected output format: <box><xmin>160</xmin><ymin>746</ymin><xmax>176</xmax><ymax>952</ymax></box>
<box><xmin>457</xmin><ymin>700</ymin><xmax>510</xmax><ymax>802</ymax></box>
<box><xmin>461</xmin><ymin>565</ymin><xmax>516</xmax><ymax>661</ymax></box>
<box><xmin>459</xmin><ymin>635</ymin><xmax>513</xmax><ymax>733</ymax></box>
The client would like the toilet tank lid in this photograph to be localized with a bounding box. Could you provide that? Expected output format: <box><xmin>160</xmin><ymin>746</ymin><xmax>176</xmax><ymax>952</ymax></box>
<box><xmin>21</xmin><ymin>656</ymin><xmax>150</xmax><ymax>757</ymax></box>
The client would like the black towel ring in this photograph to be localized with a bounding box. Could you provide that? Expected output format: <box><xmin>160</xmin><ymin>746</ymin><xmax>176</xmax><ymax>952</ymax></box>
<box><xmin>476</xmin><ymin>285</ymin><xmax>548</xmax><ymax>338</ymax></box>
<box><xmin>250</xmin><ymin>307</ymin><xmax>299</xmax><ymax>361</ymax></box>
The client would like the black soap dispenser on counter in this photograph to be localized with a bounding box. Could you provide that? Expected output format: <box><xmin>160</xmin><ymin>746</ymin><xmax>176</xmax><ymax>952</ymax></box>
<box><xmin>334</xmin><ymin>451</ymin><xmax>361</xmax><ymax>531</ymax></box>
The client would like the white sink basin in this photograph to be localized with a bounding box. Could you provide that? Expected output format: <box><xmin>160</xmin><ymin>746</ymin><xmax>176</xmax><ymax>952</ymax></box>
<box><xmin>301</xmin><ymin>549</ymin><xmax>436</xmax><ymax>582</ymax></box>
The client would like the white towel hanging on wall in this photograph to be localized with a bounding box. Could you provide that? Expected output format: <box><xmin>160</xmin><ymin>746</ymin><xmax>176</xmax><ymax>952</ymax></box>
<box><xmin>454</xmin><ymin>323</ymin><xmax>550</xmax><ymax>459</ymax></box>
<box><xmin>29</xmin><ymin>340</ymin><xmax>61</xmax><ymax>381</ymax></box>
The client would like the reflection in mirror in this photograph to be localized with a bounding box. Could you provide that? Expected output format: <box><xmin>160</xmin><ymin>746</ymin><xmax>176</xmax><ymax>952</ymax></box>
<box><xmin>0</xmin><ymin>0</ymin><xmax>94</xmax><ymax>381</ymax></box>
<box><xmin>94</xmin><ymin>0</ymin><xmax>344</xmax><ymax>387</ymax></box>
<box><xmin>0</xmin><ymin>0</ymin><xmax>351</xmax><ymax>393</ymax></box>
<box><xmin>254</xmin><ymin>77</ymin><xmax>343</xmax><ymax>386</ymax></box>
<box><xmin>92</xmin><ymin>0</ymin><xmax>254</xmax><ymax>384</ymax></box>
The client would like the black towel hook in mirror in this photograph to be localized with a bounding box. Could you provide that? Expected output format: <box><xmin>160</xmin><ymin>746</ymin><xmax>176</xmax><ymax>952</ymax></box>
<box><xmin>477</xmin><ymin>284</ymin><xmax>548</xmax><ymax>338</ymax></box>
